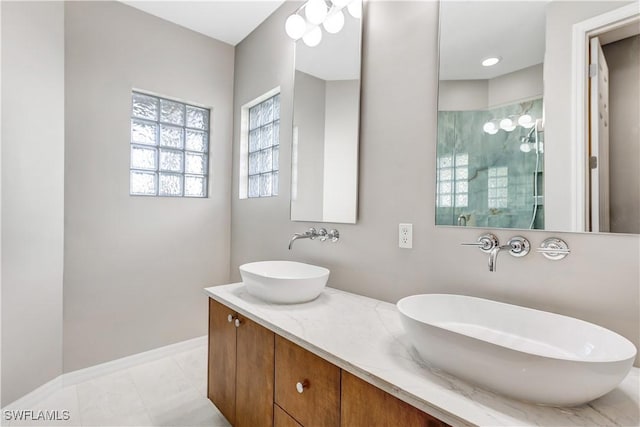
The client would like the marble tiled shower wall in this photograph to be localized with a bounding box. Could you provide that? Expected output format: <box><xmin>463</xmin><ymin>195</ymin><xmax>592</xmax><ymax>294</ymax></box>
<box><xmin>436</xmin><ymin>99</ymin><xmax>545</xmax><ymax>229</ymax></box>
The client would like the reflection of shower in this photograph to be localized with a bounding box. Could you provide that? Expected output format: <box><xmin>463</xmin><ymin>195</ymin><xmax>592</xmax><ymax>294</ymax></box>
<box><xmin>527</xmin><ymin>122</ymin><xmax>543</xmax><ymax>229</ymax></box>
<box><xmin>520</xmin><ymin>126</ymin><xmax>544</xmax><ymax>153</ymax></box>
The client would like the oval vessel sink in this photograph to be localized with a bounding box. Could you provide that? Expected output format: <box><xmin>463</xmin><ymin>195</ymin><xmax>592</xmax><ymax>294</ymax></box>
<box><xmin>240</xmin><ymin>261</ymin><xmax>329</xmax><ymax>304</ymax></box>
<box><xmin>397</xmin><ymin>294</ymin><xmax>636</xmax><ymax>406</ymax></box>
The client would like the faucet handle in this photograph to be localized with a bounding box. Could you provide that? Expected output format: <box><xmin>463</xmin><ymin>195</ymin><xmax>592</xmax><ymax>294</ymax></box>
<box><xmin>500</xmin><ymin>236</ymin><xmax>530</xmax><ymax>257</ymax></box>
<box><xmin>317</xmin><ymin>228</ymin><xmax>328</xmax><ymax>241</ymax></box>
<box><xmin>327</xmin><ymin>229</ymin><xmax>339</xmax><ymax>242</ymax></box>
<box><xmin>461</xmin><ymin>233</ymin><xmax>499</xmax><ymax>252</ymax></box>
<box><xmin>536</xmin><ymin>238</ymin><xmax>570</xmax><ymax>260</ymax></box>
<box><xmin>306</xmin><ymin>227</ymin><xmax>317</xmax><ymax>239</ymax></box>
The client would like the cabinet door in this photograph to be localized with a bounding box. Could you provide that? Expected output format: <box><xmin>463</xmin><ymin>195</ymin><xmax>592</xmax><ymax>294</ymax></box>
<box><xmin>341</xmin><ymin>371</ymin><xmax>450</xmax><ymax>427</ymax></box>
<box><xmin>274</xmin><ymin>404</ymin><xmax>303</xmax><ymax>427</ymax></box>
<box><xmin>235</xmin><ymin>315</ymin><xmax>275</xmax><ymax>427</ymax></box>
<box><xmin>208</xmin><ymin>299</ymin><xmax>237</xmax><ymax>425</ymax></box>
<box><xmin>275</xmin><ymin>336</ymin><xmax>340</xmax><ymax>427</ymax></box>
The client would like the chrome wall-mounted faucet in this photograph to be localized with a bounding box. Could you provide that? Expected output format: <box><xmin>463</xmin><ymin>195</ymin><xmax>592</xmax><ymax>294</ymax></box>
<box><xmin>288</xmin><ymin>227</ymin><xmax>317</xmax><ymax>250</ymax></box>
<box><xmin>462</xmin><ymin>234</ymin><xmax>530</xmax><ymax>272</ymax></box>
<box><xmin>462</xmin><ymin>233</ymin><xmax>499</xmax><ymax>271</ymax></box>
<box><xmin>288</xmin><ymin>227</ymin><xmax>339</xmax><ymax>250</ymax></box>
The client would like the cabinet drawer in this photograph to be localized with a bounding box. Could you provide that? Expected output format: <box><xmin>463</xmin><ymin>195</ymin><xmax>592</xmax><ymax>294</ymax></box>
<box><xmin>275</xmin><ymin>336</ymin><xmax>340</xmax><ymax>427</ymax></box>
<box><xmin>274</xmin><ymin>404</ymin><xmax>302</xmax><ymax>427</ymax></box>
<box><xmin>341</xmin><ymin>371</ymin><xmax>450</xmax><ymax>427</ymax></box>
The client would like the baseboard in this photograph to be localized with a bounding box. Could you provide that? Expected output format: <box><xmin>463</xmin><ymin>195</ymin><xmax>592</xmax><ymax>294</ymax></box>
<box><xmin>2</xmin><ymin>335</ymin><xmax>207</xmax><ymax>411</ymax></box>
<box><xmin>63</xmin><ymin>335</ymin><xmax>207</xmax><ymax>387</ymax></box>
<box><xmin>2</xmin><ymin>376</ymin><xmax>64</xmax><ymax>412</ymax></box>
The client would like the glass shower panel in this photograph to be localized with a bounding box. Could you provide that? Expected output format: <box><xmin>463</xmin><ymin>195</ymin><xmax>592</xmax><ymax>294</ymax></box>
<box><xmin>436</xmin><ymin>98</ymin><xmax>544</xmax><ymax>229</ymax></box>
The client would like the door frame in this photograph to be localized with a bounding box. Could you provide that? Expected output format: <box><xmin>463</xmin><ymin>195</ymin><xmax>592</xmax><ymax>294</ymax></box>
<box><xmin>571</xmin><ymin>3</ymin><xmax>639</xmax><ymax>232</ymax></box>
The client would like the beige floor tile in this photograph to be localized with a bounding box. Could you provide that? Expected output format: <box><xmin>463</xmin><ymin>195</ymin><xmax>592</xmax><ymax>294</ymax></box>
<box><xmin>129</xmin><ymin>357</ymin><xmax>196</xmax><ymax>408</ymax></box>
<box><xmin>76</xmin><ymin>371</ymin><xmax>151</xmax><ymax>426</ymax></box>
<box><xmin>9</xmin><ymin>386</ymin><xmax>81</xmax><ymax>427</ymax></box>
<box><xmin>7</xmin><ymin>345</ymin><xmax>225</xmax><ymax>427</ymax></box>
<box><xmin>144</xmin><ymin>388</ymin><xmax>229</xmax><ymax>427</ymax></box>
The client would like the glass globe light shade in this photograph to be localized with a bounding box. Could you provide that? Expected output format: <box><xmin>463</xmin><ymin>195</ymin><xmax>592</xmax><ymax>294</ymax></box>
<box><xmin>483</xmin><ymin>121</ymin><xmax>498</xmax><ymax>134</ymax></box>
<box><xmin>518</xmin><ymin>114</ymin><xmax>536</xmax><ymax>129</ymax></box>
<box><xmin>347</xmin><ymin>0</ymin><xmax>361</xmax><ymax>18</ymax></box>
<box><xmin>305</xmin><ymin>0</ymin><xmax>328</xmax><ymax>25</ymax></box>
<box><xmin>303</xmin><ymin>26</ymin><xmax>322</xmax><ymax>47</ymax></box>
<box><xmin>285</xmin><ymin>14</ymin><xmax>307</xmax><ymax>40</ymax></box>
<box><xmin>500</xmin><ymin>118</ymin><xmax>516</xmax><ymax>132</ymax></box>
<box><xmin>520</xmin><ymin>143</ymin><xmax>532</xmax><ymax>153</ymax></box>
<box><xmin>323</xmin><ymin>10</ymin><xmax>345</xmax><ymax>33</ymax></box>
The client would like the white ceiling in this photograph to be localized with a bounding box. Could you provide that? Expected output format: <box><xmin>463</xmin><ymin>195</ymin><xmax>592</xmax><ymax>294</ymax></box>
<box><xmin>439</xmin><ymin>1</ymin><xmax>548</xmax><ymax>80</ymax></box>
<box><xmin>123</xmin><ymin>0</ymin><xmax>362</xmax><ymax>81</ymax></box>
<box><xmin>121</xmin><ymin>1</ymin><xmax>286</xmax><ymax>46</ymax></box>
<box><xmin>122</xmin><ymin>1</ymin><xmax>549</xmax><ymax>82</ymax></box>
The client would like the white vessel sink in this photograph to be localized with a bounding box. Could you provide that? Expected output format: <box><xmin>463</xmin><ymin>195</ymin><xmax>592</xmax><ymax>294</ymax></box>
<box><xmin>239</xmin><ymin>261</ymin><xmax>329</xmax><ymax>304</ymax></box>
<box><xmin>397</xmin><ymin>294</ymin><xmax>636</xmax><ymax>406</ymax></box>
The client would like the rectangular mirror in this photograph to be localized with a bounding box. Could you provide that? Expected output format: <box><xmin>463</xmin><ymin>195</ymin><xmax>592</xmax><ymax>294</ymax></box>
<box><xmin>290</xmin><ymin>0</ymin><xmax>362</xmax><ymax>224</ymax></box>
<box><xmin>436</xmin><ymin>1</ymin><xmax>639</xmax><ymax>234</ymax></box>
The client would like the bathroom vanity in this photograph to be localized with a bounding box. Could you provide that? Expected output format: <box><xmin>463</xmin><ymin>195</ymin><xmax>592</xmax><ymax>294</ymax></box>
<box><xmin>205</xmin><ymin>284</ymin><xmax>639</xmax><ymax>427</ymax></box>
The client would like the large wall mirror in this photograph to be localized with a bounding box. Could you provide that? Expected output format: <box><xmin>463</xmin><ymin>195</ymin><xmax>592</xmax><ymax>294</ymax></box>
<box><xmin>290</xmin><ymin>0</ymin><xmax>362</xmax><ymax>224</ymax></box>
<box><xmin>436</xmin><ymin>1</ymin><xmax>639</xmax><ymax>234</ymax></box>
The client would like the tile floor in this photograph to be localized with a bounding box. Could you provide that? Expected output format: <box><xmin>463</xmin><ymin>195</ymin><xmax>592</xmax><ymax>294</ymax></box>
<box><xmin>5</xmin><ymin>345</ymin><xmax>230</xmax><ymax>427</ymax></box>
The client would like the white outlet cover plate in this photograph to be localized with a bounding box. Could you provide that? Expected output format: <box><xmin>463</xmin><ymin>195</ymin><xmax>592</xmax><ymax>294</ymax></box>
<box><xmin>399</xmin><ymin>223</ymin><xmax>413</xmax><ymax>249</ymax></box>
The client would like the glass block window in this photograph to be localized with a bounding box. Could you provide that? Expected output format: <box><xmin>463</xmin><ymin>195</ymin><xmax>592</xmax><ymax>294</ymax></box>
<box><xmin>130</xmin><ymin>92</ymin><xmax>210</xmax><ymax>197</ymax></box>
<box><xmin>488</xmin><ymin>166</ymin><xmax>508</xmax><ymax>208</ymax></box>
<box><xmin>437</xmin><ymin>153</ymin><xmax>468</xmax><ymax>207</ymax></box>
<box><xmin>247</xmin><ymin>94</ymin><xmax>280</xmax><ymax>198</ymax></box>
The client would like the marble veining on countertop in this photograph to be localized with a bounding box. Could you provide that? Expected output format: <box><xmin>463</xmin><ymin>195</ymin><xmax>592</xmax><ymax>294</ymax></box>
<box><xmin>204</xmin><ymin>283</ymin><xmax>640</xmax><ymax>427</ymax></box>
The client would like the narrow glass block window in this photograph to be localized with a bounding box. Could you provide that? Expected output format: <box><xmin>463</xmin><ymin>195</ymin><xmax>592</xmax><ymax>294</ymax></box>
<box><xmin>130</xmin><ymin>92</ymin><xmax>210</xmax><ymax>197</ymax></box>
<box><xmin>436</xmin><ymin>153</ymin><xmax>468</xmax><ymax>207</ymax></box>
<box><xmin>247</xmin><ymin>94</ymin><xmax>280</xmax><ymax>198</ymax></box>
<box><xmin>488</xmin><ymin>166</ymin><xmax>508</xmax><ymax>208</ymax></box>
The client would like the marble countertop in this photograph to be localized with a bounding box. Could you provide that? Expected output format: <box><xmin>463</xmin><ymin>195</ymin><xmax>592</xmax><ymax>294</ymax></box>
<box><xmin>204</xmin><ymin>283</ymin><xmax>639</xmax><ymax>427</ymax></box>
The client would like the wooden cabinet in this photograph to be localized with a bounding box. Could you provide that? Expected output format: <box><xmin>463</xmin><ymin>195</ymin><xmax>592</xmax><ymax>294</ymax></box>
<box><xmin>209</xmin><ymin>298</ymin><xmax>450</xmax><ymax>427</ymax></box>
<box><xmin>235</xmin><ymin>314</ymin><xmax>275</xmax><ymax>426</ymax></box>
<box><xmin>275</xmin><ymin>336</ymin><xmax>340</xmax><ymax>427</ymax></box>
<box><xmin>208</xmin><ymin>299</ymin><xmax>274</xmax><ymax>427</ymax></box>
<box><xmin>274</xmin><ymin>404</ymin><xmax>302</xmax><ymax>427</ymax></box>
<box><xmin>207</xmin><ymin>299</ymin><xmax>237</xmax><ymax>424</ymax></box>
<box><xmin>341</xmin><ymin>371</ymin><xmax>450</xmax><ymax>427</ymax></box>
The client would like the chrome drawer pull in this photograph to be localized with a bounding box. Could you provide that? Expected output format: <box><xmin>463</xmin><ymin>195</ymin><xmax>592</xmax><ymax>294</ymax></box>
<box><xmin>296</xmin><ymin>380</ymin><xmax>309</xmax><ymax>394</ymax></box>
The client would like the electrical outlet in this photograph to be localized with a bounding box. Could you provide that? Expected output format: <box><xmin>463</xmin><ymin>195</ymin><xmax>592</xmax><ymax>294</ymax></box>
<box><xmin>399</xmin><ymin>223</ymin><xmax>413</xmax><ymax>249</ymax></box>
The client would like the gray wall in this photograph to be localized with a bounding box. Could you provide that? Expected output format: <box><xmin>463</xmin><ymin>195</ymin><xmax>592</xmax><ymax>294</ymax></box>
<box><xmin>1</xmin><ymin>1</ymin><xmax>65</xmax><ymax>405</ymax></box>
<box><xmin>487</xmin><ymin>63</ymin><xmax>543</xmax><ymax>108</ymax></box>
<box><xmin>603</xmin><ymin>35</ymin><xmax>640</xmax><ymax>234</ymax></box>
<box><xmin>438</xmin><ymin>80</ymin><xmax>488</xmax><ymax>111</ymax></box>
<box><xmin>439</xmin><ymin>63</ymin><xmax>543</xmax><ymax>111</ymax></box>
<box><xmin>64</xmin><ymin>1</ymin><xmax>234</xmax><ymax>372</ymax></box>
<box><xmin>231</xmin><ymin>1</ymin><xmax>640</xmax><ymax>365</ymax></box>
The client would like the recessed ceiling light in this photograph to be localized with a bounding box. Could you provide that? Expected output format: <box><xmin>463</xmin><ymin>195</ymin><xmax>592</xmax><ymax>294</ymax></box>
<box><xmin>482</xmin><ymin>57</ymin><xmax>502</xmax><ymax>67</ymax></box>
